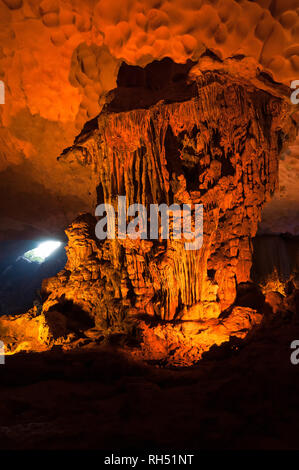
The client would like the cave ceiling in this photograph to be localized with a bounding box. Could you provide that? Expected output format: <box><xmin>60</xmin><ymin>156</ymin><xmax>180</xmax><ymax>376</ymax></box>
<box><xmin>0</xmin><ymin>0</ymin><xmax>298</xmax><ymax>240</ymax></box>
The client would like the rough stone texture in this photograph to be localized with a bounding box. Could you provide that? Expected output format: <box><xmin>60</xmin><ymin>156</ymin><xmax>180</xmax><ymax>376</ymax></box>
<box><xmin>133</xmin><ymin>307</ymin><xmax>262</xmax><ymax>366</ymax></box>
<box><xmin>1</xmin><ymin>299</ymin><xmax>299</xmax><ymax>450</ymax></box>
<box><xmin>261</xmin><ymin>136</ymin><xmax>299</xmax><ymax>235</ymax></box>
<box><xmin>0</xmin><ymin>59</ymin><xmax>297</xmax><ymax>363</ymax></box>
<box><xmin>43</xmin><ymin>68</ymin><xmax>294</xmax><ymax>321</ymax></box>
<box><xmin>0</xmin><ymin>308</ymin><xmax>56</xmax><ymax>354</ymax></box>
<box><xmin>0</xmin><ymin>66</ymin><xmax>284</xmax><ymax>363</ymax></box>
<box><xmin>0</xmin><ymin>0</ymin><xmax>299</xmax><ymax>240</ymax></box>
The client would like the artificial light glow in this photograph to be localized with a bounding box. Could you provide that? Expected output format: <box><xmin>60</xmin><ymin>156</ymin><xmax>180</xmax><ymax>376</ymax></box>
<box><xmin>23</xmin><ymin>241</ymin><xmax>62</xmax><ymax>263</ymax></box>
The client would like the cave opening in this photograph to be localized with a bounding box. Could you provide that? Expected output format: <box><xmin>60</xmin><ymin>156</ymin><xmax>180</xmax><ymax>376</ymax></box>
<box><xmin>23</xmin><ymin>240</ymin><xmax>62</xmax><ymax>264</ymax></box>
<box><xmin>0</xmin><ymin>239</ymin><xmax>67</xmax><ymax>316</ymax></box>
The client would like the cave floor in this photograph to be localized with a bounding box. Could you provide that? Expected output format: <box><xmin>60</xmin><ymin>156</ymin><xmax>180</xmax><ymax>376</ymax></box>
<box><xmin>1</xmin><ymin>313</ymin><xmax>299</xmax><ymax>450</ymax></box>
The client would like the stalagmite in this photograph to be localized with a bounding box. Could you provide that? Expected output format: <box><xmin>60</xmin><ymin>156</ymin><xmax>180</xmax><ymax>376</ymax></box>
<box><xmin>0</xmin><ymin>57</ymin><xmax>297</xmax><ymax>364</ymax></box>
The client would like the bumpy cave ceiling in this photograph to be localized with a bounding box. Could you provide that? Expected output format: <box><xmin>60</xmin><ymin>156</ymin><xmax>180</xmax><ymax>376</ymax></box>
<box><xmin>0</xmin><ymin>0</ymin><xmax>298</xmax><ymax>241</ymax></box>
<box><xmin>0</xmin><ymin>0</ymin><xmax>299</xmax><ymax>451</ymax></box>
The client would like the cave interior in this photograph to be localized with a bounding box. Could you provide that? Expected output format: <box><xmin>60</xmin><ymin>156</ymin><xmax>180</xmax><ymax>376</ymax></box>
<box><xmin>0</xmin><ymin>0</ymin><xmax>299</xmax><ymax>452</ymax></box>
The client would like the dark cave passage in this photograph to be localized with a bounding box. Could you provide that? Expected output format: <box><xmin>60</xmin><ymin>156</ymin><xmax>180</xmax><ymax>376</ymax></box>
<box><xmin>251</xmin><ymin>234</ymin><xmax>299</xmax><ymax>286</ymax></box>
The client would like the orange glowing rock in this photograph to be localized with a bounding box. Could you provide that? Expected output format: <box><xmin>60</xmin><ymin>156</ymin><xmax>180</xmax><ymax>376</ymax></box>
<box><xmin>0</xmin><ymin>0</ymin><xmax>299</xmax><ymax>241</ymax></box>
<box><xmin>133</xmin><ymin>307</ymin><xmax>263</xmax><ymax>366</ymax></box>
<box><xmin>0</xmin><ymin>45</ymin><xmax>297</xmax><ymax>362</ymax></box>
<box><xmin>0</xmin><ymin>309</ymin><xmax>51</xmax><ymax>355</ymax></box>
<box><xmin>9</xmin><ymin>62</ymin><xmax>290</xmax><ymax>364</ymax></box>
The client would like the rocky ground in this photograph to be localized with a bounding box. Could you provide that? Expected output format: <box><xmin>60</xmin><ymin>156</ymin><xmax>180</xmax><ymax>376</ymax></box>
<box><xmin>0</xmin><ymin>299</ymin><xmax>299</xmax><ymax>451</ymax></box>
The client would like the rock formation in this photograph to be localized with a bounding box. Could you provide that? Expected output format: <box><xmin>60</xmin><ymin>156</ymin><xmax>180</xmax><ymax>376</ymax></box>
<box><xmin>2</xmin><ymin>59</ymin><xmax>289</xmax><ymax>364</ymax></box>
<box><xmin>0</xmin><ymin>46</ymin><xmax>298</xmax><ymax>363</ymax></box>
<box><xmin>0</xmin><ymin>0</ymin><xmax>299</xmax><ymax>242</ymax></box>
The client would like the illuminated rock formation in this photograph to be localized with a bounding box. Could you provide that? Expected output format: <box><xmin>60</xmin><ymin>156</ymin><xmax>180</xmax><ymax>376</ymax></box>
<box><xmin>10</xmin><ymin>61</ymin><xmax>288</xmax><ymax>364</ymax></box>
<box><xmin>0</xmin><ymin>54</ymin><xmax>297</xmax><ymax>363</ymax></box>
<box><xmin>0</xmin><ymin>0</ymin><xmax>299</xmax><ymax>240</ymax></box>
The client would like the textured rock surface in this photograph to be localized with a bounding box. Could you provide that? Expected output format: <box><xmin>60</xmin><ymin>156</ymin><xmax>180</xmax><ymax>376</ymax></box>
<box><xmin>45</xmin><ymin>67</ymin><xmax>294</xmax><ymax>320</ymax></box>
<box><xmin>134</xmin><ymin>307</ymin><xmax>262</xmax><ymax>366</ymax></box>
<box><xmin>0</xmin><ymin>65</ymin><xmax>289</xmax><ymax>362</ymax></box>
<box><xmin>0</xmin><ymin>53</ymin><xmax>297</xmax><ymax>364</ymax></box>
<box><xmin>260</xmin><ymin>136</ymin><xmax>299</xmax><ymax>234</ymax></box>
<box><xmin>0</xmin><ymin>0</ymin><xmax>299</xmax><ymax>240</ymax></box>
<box><xmin>0</xmin><ymin>308</ymin><xmax>55</xmax><ymax>354</ymax></box>
<box><xmin>1</xmin><ymin>296</ymin><xmax>299</xmax><ymax>450</ymax></box>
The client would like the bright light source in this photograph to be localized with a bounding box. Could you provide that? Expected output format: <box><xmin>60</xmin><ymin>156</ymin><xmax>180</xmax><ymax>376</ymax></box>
<box><xmin>23</xmin><ymin>240</ymin><xmax>62</xmax><ymax>263</ymax></box>
<box><xmin>33</xmin><ymin>241</ymin><xmax>61</xmax><ymax>259</ymax></box>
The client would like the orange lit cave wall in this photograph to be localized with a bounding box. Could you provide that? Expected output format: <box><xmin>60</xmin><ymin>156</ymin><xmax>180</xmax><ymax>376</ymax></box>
<box><xmin>0</xmin><ymin>0</ymin><xmax>299</xmax><ymax>364</ymax></box>
<box><xmin>0</xmin><ymin>0</ymin><xmax>299</xmax><ymax>240</ymax></box>
<box><xmin>27</xmin><ymin>62</ymin><xmax>295</xmax><ymax>366</ymax></box>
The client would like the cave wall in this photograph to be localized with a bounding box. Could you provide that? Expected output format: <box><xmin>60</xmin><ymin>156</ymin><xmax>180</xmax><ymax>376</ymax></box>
<box><xmin>40</xmin><ymin>67</ymin><xmax>296</xmax><ymax>329</ymax></box>
<box><xmin>0</xmin><ymin>0</ymin><xmax>299</xmax><ymax>240</ymax></box>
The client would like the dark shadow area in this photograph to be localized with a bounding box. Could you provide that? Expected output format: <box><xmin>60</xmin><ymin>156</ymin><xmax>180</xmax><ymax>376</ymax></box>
<box><xmin>104</xmin><ymin>57</ymin><xmax>198</xmax><ymax>113</ymax></box>
<box><xmin>47</xmin><ymin>298</ymin><xmax>94</xmax><ymax>335</ymax></box>
<box><xmin>251</xmin><ymin>233</ymin><xmax>299</xmax><ymax>284</ymax></box>
<box><xmin>117</xmin><ymin>57</ymin><xmax>195</xmax><ymax>91</ymax></box>
<box><xmin>234</xmin><ymin>282</ymin><xmax>266</xmax><ymax>311</ymax></box>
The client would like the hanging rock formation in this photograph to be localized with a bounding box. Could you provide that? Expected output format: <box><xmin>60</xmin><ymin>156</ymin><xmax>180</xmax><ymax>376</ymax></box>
<box><xmin>1</xmin><ymin>0</ymin><xmax>299</xmax><ymax>242</ymax></box>
<box><xmin>40</xmin><ymin>61</ymin><xmax>296</xmax><ymax>349</ymax></box>
<box><xmin>1</xmin><ymin>59</ymin><xmax>297</xmax><ymax>363</ymax></box>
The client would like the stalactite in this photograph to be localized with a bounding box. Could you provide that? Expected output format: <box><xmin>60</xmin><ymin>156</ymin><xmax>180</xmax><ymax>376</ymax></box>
<box><xmin>2</xmin><ymin>65</ymin><xmax>295</xmax><ymax>359</ymax></box>
<box><xmin>48</xmin><ymin>70</ymin><xmax>295</xmax><ymax>326</ymax></box>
